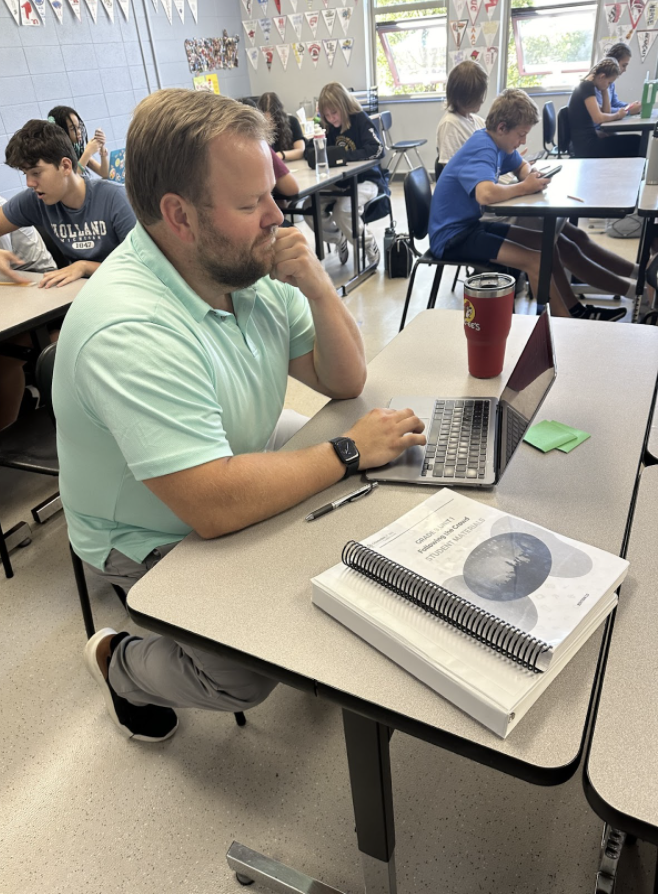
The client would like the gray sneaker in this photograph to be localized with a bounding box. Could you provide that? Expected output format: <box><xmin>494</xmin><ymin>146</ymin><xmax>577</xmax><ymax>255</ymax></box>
<box><xmin>365</xmin><ymin>240</ymin><xmax>380</xmax><ymax>270</ymax></box>
<box><xmin>338</xmin><ymin>235</ymin><xmax>349</xmax><ymax>265</ymax></box>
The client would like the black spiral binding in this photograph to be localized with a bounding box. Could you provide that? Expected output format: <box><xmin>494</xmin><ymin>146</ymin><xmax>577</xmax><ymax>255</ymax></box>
<box><xmin>341</xmin><ymin>540</ymin><xmax>551</xmax><ymax>673</ymax></box>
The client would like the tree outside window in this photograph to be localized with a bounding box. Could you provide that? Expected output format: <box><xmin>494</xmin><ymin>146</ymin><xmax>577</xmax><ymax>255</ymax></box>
<box><xmin>374</xmin><ymin>0</ymin><xmax>448</xmax><ymax>97</ymax></box>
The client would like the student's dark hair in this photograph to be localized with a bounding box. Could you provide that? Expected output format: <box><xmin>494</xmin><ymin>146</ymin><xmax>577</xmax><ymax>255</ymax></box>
<box><xmin>485</xmin><ymin>88</ymin><xmax>539</xmax><ymax>131</ymax></box>
<box><xmin>587</xmin><ymin>57</ymin><xmax>620</xmax><ymax>79</ymax></box>
<box><xmin>445</xmin><ymin>61</ymin><xmax>488</xmax><ymax>113</ymax></box>
<box><xmin>47</xmin><ymin>105</ymin><xmax>88</xmax><ymax>161</ymax></box>
<box><xmin>5</xmin><ymin>119</ymin><xmax>77</xmax><ymax>171</ymax></box>
<box><xmin>607</xmin><ymin>42</ymin><xmax>632</xmax><ymax>61</ymax></box>
<box><xmin>257</xmin><ymin>92</ymin><xmax>293</xmax><ymax>150</ymax></box>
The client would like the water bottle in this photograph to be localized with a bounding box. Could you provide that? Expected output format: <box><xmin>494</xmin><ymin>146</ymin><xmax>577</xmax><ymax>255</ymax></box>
<box><xmin>647</xmin><ymin>123</ymin><xmax>658</xmax><ymax>184</ymax></box>
<box><xmin>314</xmin><ymin>131</ymin><xmax>329</xmax><ymax>179</ymax></box>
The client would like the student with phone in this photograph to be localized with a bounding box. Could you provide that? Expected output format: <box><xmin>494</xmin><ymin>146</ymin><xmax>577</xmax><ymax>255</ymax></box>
<box><xmin>48</xmin><ymin>105</ymin><xmax>110</xmax><ymax>179</ymax></box>
<box><xmin>595</xmin><ymin>43</ymin><xmax>641</xmax><ymax>119</ymax></box>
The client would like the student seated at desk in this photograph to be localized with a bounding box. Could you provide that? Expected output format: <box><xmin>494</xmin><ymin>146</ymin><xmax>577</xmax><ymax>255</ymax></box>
<box><xmin>52</xmin><ymin>90</ymin><xmax>425</xmax><ymax>744</ymax></box>
<box><xmin>430</xmin><ymin>88</ymin><xmax>627</xmax><ymax>321</ymax></box>
<box><xmin>437</xmin><ymin>63</ymin><xmax>640</xmax><ymax>309</ymax></box>
<box><xmin>568</xmin><ymin>58</ymin><xmax>641</xmax><ymax>158</ymax></box>
<box><xmin>48</xmin><ymin>105</ymin><xmax>110</xmax><ymax>179</ymax></box>
<box><xmin>257</xmin><ymin>91</ymin><xmax>306</xmax><ymax>163</ymax></box>
<box><xmin>594</xmin><ymin>43</ymin><xmax>641</xmax><ymax>120</ymax></box>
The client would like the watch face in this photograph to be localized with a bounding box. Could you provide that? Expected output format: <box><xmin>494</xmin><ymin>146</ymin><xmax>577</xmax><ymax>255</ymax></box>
<box><xmin>334</xmin><ymin>438</ymin><xmax>358</xmax><ymax>462</ymax></box>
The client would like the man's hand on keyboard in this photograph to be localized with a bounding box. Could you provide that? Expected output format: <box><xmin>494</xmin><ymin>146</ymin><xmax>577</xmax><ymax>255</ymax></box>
<box><xmin>345</xmin><ymin>407</ymin><xmax>426</xmax><ymax>470</ymax></box>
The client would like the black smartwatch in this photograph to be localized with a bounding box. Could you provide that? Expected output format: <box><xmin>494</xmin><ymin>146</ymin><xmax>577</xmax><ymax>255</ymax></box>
<box><xmin>329</xmin><ymin>436</ymin><xmax>360</xmax><ymax>478</ymax></box>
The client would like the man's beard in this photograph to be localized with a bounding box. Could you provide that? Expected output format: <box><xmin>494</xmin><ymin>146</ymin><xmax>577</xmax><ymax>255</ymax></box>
<box><xmin>196</xmin><ymin>211</ymin><xmax>277</xmax><ymax>291</ymax></box>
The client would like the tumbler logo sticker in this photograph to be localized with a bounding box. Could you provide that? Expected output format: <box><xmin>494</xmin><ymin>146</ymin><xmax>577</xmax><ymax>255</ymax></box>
<box><xmin>464</xmin><ymin>297</ymin><xmax>481</xmax><ymax>330</ymax></box>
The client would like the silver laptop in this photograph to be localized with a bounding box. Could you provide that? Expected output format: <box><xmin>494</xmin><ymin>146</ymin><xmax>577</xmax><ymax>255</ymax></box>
<box><xmin>367</xmin><ymin>309</ymin><xmax>556</xmax><ymax>488</ymax></box>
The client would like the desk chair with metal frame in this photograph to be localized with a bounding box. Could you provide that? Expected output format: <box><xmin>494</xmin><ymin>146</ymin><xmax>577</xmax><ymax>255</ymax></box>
<box><xmin>557</xmin><ymin>106</ymin><xmax>573</xmax><ymax>158</ymax></box>
<box><xmin>398</xmin><ymin>166</ymin><xmax>503</xmax><ymax>331</ymax></box>
<box><xmin>543</xmin><ymin>101</ymin><xmax>560</xmax><ymax>157</ymax></box>
<box><xmin>379</xmin><ymin>110</ymin><xmax>427</xmax><ymax>180</ymax></box>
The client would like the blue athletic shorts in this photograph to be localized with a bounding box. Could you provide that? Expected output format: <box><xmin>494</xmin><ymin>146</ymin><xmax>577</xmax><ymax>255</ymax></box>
<box><xmin>442</xmin><ymin>221</ymin><xmax>511</xmax><ymax>263</ymax></box>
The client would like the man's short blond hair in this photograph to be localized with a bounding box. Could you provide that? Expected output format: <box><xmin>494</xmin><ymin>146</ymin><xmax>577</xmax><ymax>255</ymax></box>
<box><xmin>125</xmin><ymin>89</ymin><xmax>273</xmax><ymax>226</ymax></box>
<box><xmin>485</xmin><ymin>88</ymin><xmax>539</xmax><ymax>132</ymax></box>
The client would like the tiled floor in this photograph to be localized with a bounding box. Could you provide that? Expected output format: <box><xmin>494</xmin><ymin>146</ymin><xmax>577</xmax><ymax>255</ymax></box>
<box><xmin>1</xmin><ymin>184</ymin><xmax>654</xmax><ymax>894</ymax></box>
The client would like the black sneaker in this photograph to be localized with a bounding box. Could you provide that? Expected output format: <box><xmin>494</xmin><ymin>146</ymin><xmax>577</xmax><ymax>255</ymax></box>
<box><xmin>581</xmin><ymin>304</ymin><xmax>627</xmax><ymax>322</ymax></box>
<box><xmin>338</xmin><ymin>236</ymin><xmax>349</xmax><ymax>265</ymax></box>
<box><xmin>84</xmin><ymin>627</ymin><xmax>179</xmax><ymax>742</ymax></box>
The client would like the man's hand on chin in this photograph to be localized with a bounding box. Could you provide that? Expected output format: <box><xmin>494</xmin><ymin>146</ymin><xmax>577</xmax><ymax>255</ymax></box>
<box><xmin>269</xmin><ymin>226</ymin><xmax>333</xmax><ymax>301</ymax></box>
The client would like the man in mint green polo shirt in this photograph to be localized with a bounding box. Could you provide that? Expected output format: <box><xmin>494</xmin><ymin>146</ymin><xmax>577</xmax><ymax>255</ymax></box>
<box><xmin>53</xmin><ymin>89</ymin><xmax>426</xmax><ymax>743</ymax></box>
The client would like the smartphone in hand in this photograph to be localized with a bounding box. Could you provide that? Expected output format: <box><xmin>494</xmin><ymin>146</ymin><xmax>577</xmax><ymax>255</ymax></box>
<box><xmin>538</xmin><ymin>165</ymin><xmax>562</xmax><ymax>178</ymax></box>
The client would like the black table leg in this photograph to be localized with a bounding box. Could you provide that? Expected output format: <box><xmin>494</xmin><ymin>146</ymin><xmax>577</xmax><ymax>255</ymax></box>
<box><xmin>635</xmin><ymin>215</ymin><xmax>657</xmax><ymax>321</ymax></box>
<box><xmin>310</xmin><ymin>193</ymin><xmax>325</xmax><ymax>261</ymax></box>
<box><xmin>342</xmin><ymin>708</ymin><xmax>397</xmax><ymax>894</ymax></box>
<box><xmin>537</xmin><ymin>216</ymin><xmax>557</xmax><ymax>307</ymax></box>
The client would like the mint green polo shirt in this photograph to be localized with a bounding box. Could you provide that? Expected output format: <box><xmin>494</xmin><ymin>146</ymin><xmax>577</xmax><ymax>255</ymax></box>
<box><xmin>53</xmin><ymin>223</ymin><xmax>316</xmax><ymax>570</ymax></box>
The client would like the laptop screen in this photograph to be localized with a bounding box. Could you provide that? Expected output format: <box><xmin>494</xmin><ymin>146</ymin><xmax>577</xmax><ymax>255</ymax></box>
<box><xmin>496</xmin><ymin>310</ymin><xmax>557</xmax><ymax>479</ymax></box>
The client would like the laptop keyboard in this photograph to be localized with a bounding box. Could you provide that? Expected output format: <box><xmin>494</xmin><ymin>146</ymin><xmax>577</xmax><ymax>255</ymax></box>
<box><xmin>422</xmin><ymin>399</ymin><xmax>489</xmax><ymax>479</ymax></box>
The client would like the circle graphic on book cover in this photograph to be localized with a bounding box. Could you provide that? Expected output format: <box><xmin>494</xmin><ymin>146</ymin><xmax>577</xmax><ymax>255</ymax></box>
<box><xmin>463</xmin><ymin>532</ymin><xmax>552</xmax><ymax>602</ymax></box>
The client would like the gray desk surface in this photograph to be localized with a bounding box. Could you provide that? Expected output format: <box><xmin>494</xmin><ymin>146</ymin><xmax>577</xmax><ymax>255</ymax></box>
<box><xmin>483</xmin><ymin>157</ymin><xmax>645</xmax><ymax>217</ymax></box>
<box><xmin>284</xmin><ymin>158</ymin><xmax>379</xmax><ymax>200</ymax></box>
<box><xmin>599</xmin><ymin>112</ymin><xmax>658</xmax><ymax>134</ymax></box>
<box><xmin>585</xmin><ymin>463</ymin><xmax>658</xmax><ymax>843</ymax></box>
<box><xmin>0</xmin><ymin>272</ymin><xmax>83</xmax><ymax>341</ymax></box>
<box><xmin>128</xmin><ymin>311</ymin><xmax>658</xmax><ymax>781</ymax></box>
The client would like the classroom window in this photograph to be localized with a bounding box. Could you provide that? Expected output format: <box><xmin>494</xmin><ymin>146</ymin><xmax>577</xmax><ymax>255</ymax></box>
<box><xmin>374</xmin><ymin>0</ymin><xmax>448</xmax><ymax>97</ymax></box>
<box><xmin>507</xmin><ymin>0</ymin><xmax>597</xmax><ymax>91</ymax></box>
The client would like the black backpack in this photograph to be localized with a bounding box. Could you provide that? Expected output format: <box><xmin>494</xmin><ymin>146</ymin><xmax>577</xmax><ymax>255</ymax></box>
<box><xmin>385</xmin><ymin>232</ymin><xmax>413</xmax><ymax>279</ymax></box>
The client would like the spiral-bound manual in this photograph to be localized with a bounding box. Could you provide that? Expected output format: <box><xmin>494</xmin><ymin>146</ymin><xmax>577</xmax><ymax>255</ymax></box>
<box><xmin>311</xmin><ymin>490</ymin><xmax>629</xmax><ymax>737</ymax></box>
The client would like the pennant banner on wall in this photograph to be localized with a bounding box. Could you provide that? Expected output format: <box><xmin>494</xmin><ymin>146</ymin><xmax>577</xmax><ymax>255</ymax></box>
<box><xmin>117</xmin><ymin>0</ymin><xmax>129</xmax><ymax>20</ymax></box>
<box><xmin>246</xmin><ymin>46</ymin><xmax>259</xmax><ymax>69</ymax></box>
<box><xmin>273</xmin><ymin>0</ymin><xmax>280</xmax><ymax>11</ymax></box>
<box><xmin>186</xmin><ymin>0</ymin><xmax>196</xmax><ymax>23</ymax></box>
<box><xmin>323</xmin><ymin>37</ymin><xmax>337</xmax><ymax>65</ymax></box>
<box><xmin>449</xmin><ymin>49</ymin><xmax>467</xmax><ymax>67</ymax></box>
<box><xmin>32</xmin><ymin>0</ymin><xmax>46</xmax><ymax>22</ymax></box>
<box><xmin>289</xmin><ymin>0</ymin><xmax>296</xmax><ymax>10</ymax></box>
<box><xmin>483</xmin><ymin>44</ymin><xmax>498</xmax><ymax>72</ymax></box>
<box><xmin>66</xmin><ymin>0</ymin><xmax>80</xmax><ymax>19</ymax></box>
<box><xmin>450</xmin><ymin>19</ymin><xmax>467</xmax><ymax>47</ymax></box>
<box><xmin>20</xmin><ymin>0</ymin><xmax>41</xmax><ymax>23</ymax></box>
<box><xmin>261</xmin><ymin>45</ymin><xmax>274</xmax><ymax>70</ymax></box>
<box><xmin>484</xmin><ymin>0</ymin><xmax>498</xmax><ymax>18</ymax></box>
<box><xmin>599</xmin><ymin>35</ymin><xmax>617</xmax><ymax>54</ymax></box>
<box><xmin>305</xmin><ymin>10</ymin><xmax>319</xmax><ymax>36</ymax></box>
<box><xmin>273</xmin><ymin>14</ymin><xmax>286</xmax><ymax>39</ymax></box>
<box><xmin>645</xmin><ymin>0</ymin><xmax>658</xmax><ymax>26</ymax></box>
<box><xmin>3</xmin><ymin>0</ymin><xmax>20</xmax><ymax>24</ymax></box>
<box><xmin>241</xmin><ymin>0</ymin><xmax>252</xmax><ymax>14</ymax></box>
<box><xmin>151</xmin><ymin>0</ymin><xmax>157</xmax><ymax>10</ymax></box>
<box><xmin>306</xmin><ymin>40</ymin><xmax>321</xmax><ymax>66</ymax></box>
<box><xmin>605</xmin><ymin>3</ymin><xmax>623</xmax><ymax>23</ymax></box>
<box><xmin>339</xmin><ymin>36</ymin><xmax>353</xmax><ymax>64</ymax></box>
<box><xmin>99</xmin><ymin>0</ymin><xmax>114</xmax><ymax>22</ymax></box>
<box><xmin>160</xmin><ymin>0</ymin><xmax>172</xmax><ymax>24</ymax></box>
<box><xmin>259</xmin><ymin>16</ymin><xmax>272</xmax><ymax>40</ymax></box>
<box><xmin>322</xmin><ymin>8</ymin><xmax>335</xmax><ymax>33</ymax></box>
<box><xmin>243</xmin><ymin>20</ymin><xmax>257</xmax><ymax>44</ymax></box>
<box><xmin>292</xmin><ymin>41</ymin><xmax>305</xmax><ymax>68</ymax></box>
<box><xmin>481</xmin><ymin>19</ymin><xmax>498</xmax><ymax>45</ymax></box>
<box><xmin>83</xmin><ymin>0</ymin><xmax>97</xmax><ymax>22</ymax></box>
<box><xmin>174</xmin><ymin>0</ymin><xmax>184</xmax><ymax>22</ymax></box>
<box><xmin>47</xmin><ymin>0</ymin><xmax>64</xmax><ymax>23</ymax></box>
<box><xmin>453</xmin><ymin>0</ymin><xmax>466</xmax><ymax>17</ymax></box>
<box><xmin>629</xmin><ymin>0</ymin><xmax>646</xmax><ymax>28</ymax></box>
<box><xmin>338</xmin><ymin>6</ymin><xmax>352</xmax><ymax>34</ymax></box>
<box><xmin>276</xmin><ymin>43</ymin><xmax>290</xmax><ymax>69</ymax></box>
<box><xmin>637</xmin><ymin>27</ymin><xmax>658</xmax><ymax>59</ymax></box>
<box><xmin>469</xmin><ymin>46</ymin><xmax>483</xmax><ymax>63</ymax></box>
<box><xmin>256</xmin><ymin>0</ymin><xmax>268</xmax><ymax>15</ymax></box>
<box><xmin>289</xmin><ymin>12</ymin><xmax>303</xmax><ymax>38</ymax></box>
<box><xmin>467</xmin><ymin>0</ymin><xmax>482</xmax><ymax>25</ymax></box>
<box><xmin>467</xmin><ymin>24</ymin><xmax>480</xmax><ymax>45</ymax></box>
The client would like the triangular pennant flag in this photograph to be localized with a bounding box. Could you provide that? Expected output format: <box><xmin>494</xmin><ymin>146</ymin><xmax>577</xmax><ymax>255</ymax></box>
<box><xmin>32</xmin><ymin>0</ymin><xmax>46</xmax><ymax>22</ymax></box>
<box><xmin>450</xmin><ymin>20</ymin><xmax>467</xmax><ymax>47</ymax></box>
<box><xmin>246</xmin><ymin>46</ymin><xmax>259</xmax><ymax>69</ymax></box>
<box><xmin>629</xmin><ymin>0</ymin><xmax>646</xmax><ymax>28</ymax></box>
<box><xmin>339</xmin><ymin>36</ymin><xmax>353</xmax><ymax>64</ymax></box>
<box><xmin>243</xmin><ymin>20</ymin><xmax>257</xmax><ymax>44</ymax></box>
<box><xmin>637</xmin><ymin>27</ymin><xmax>658</xmax><ymax>59</ymax></box>
<box><xmin>272</xmin><ymin>0</ymin><xmax>280</xmax><ymax>10</ymax></box>
<box><xmin>322</xmin><ymin>7</ymin><xmax>335</xmax><ymax>33</ymax></box>
<box><xmin>645</xmin><ymin>0</ymin><xmax>658</xmax><ymax>26</ymax></box>
<box><xmin>482</xmin><ymin>44</ymin><xmax>498</xmax><ymax>72</ymax></box>
<box><xmin>99</xmin><ymin>0</ymin><xmax>114</xmax><ymax>22</ymax></box>
<box><xmin>481</xmin><ymin>19</ymin><xmax>498</xmax><ymax>46</ymax></box>
<box><xmin>3</xmin><ymin>0</ymin><xmax>20</xmax><ymax>24</ymax></box>
<box><xmin>273</xmin><ymin>14</ymin><xmax>286</xmax><ymax>39</ymax></box>
<box><xmin>173</xmin><ymin>0</ymin><xmax>184</xmax><ymax>21</ymax></box>
<box><xmin>305</xmin><ymin>10</ymin><xmax>319</xmax><ymax>36</ymax></box>
<box><xmin>599</xmin><ymin>36</ymin><xmax>616</xmax><ymax>55</ymax></box>
<box><xmin>306</xmin><ymin>40</ymin><xmax>321</xmax><ymax>66</ymax></box>
<box><xmin>321</xmin><ymin>0</ymin><xmax>328</xmax><ymax>6</ymax></box>
<box><xmin>468</xmin><ymin>46</ymin><xmax>483</xmax><ymax>64</ymax></box>
<box><xmin>323</xmin><ymin>37</ymin><xmax>337</xmax><ymax>66</ymax></box>
<box><xmin>467</xmin><ymin>24</ymin><xmax>480</xmax><ymax>45</ymax></box>
<box><xmin>47</xmin><ymin>0</ymin><xmax>64</xmax><ymax>23</ymax></box>
<box><xmin>289</xmin><ymin>12</ymin><xmax>303</xmax><ymax>38</ymax></box>
<box><xmin>261</xmin><ymin>45</ymin><xmax>274</xmax><ymax>70</ymax></box>
<box><xmin>289</xmin><ymin>0</ymin><xmax>296</xmax><ymax>9</ymax></box>
<box><xmin>66</xmin><ymin>0</ymin><xmax>80</xmax><ymax>19</ymax></box>
<box><xmin>467</xmin><ymin>0</ymin><xmax>482</xmax><ymax>25</ymax></box>
<box><xmin>186</xmin><ymin>0</ymin><xmax>196</xmax><ymax>23</ymax></box>
<box><xmin>256</xmin><ymin>0</ymin><xmax>268</xmax><ymax>14</ymax></box>
<box><xmin>83</xmin><ymin>0</ymin><xmax>97</xmax><ymax>21</ymax></box>
<box><xmin>276</xmin><ymin>43</ymin><xmax>290</xmax><ymax>69</ymax></box>
<box><xmin>160</xmin><ymin>0</ymin><xmax>172</xmax><ymax>24</ymax></box>
<box><xmin>151</xmin><ymin>0</ymin><xmax>157</xmax><ymax>9</ymax></box>
<box><xmin>291</xmin><ymin>41</ymin><xmax>305</xmax><ymax>68</ymax></box>
<box><xmin>605</xmin><ymin>3</ymin><xmax>623</xmax><ymax>23</ymax></box>
<box><xmin>338</xmin><ymin>6</ymin><xmax>351</xmax><ymax>33</ymax></box>
<box><xmin>259</xmin><ymin>16</ymin><xmax>272</xmax><ymax>40</ymax></box>
<box><xmin>117</xmin><ymin>0</ymin><xmax>129</xmax><ymax>20</ymax></box>
<box><xmin>20</xmin><ymin>0</ymin><xmax>41</xmax><ymax>23</ymax></box>
<box><xmin>453</xmin><ymin>0</ymin><xmax>466</xmax><ymax>16</ymax></box>
<box><xmin>241</xmin><ymin>0</ymin><xmax>252</xmax><ymax>15</ymax></box>
<box><xmin>484</xmin><ymin>0</ymin><xmax>498</xmax><ymax>18</ymax></box>
<box><xmin>449</xmin><ymin>49</ymin><xmax>467</xmax><ymax>67</ymax></box>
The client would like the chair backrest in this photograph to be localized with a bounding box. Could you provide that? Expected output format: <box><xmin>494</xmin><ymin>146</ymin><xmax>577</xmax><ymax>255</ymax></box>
<box><xmin>404</xmin><ymin>166</ymin><xmax>432</xmax><ymax>244</ymax></box>
<box><xmin>556</xmin><ymin>106</ymin><xmax>571</xmax><ymax>155</ymax></box>
<box><xmin>379</xmin><ymin>110</ymin><xmax>393</xmax><ymax>151</ymax></box>
<box><xmin>434</xmin><ymin>159</ymin><xmax>446</xmax><ymax>182</ymax></box>
<box><xmin>542</xmin><ymin>101</ymin><xmax>556</xmax><ymax>151</ymax></box>
<box><xmin>35</xmin><ymin>342</ymin><xmax>57</xmax><ymax>413</ymax></box>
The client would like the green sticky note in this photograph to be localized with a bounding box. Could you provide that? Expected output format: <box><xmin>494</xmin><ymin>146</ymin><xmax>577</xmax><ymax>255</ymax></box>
<box><xmin>524</xmin><ymin>420</ymin><xmax>577</xmax><ymax>452</ymax></box>
<box><xmin>552</xmin><ymin>423</ymin><xmax>591</xmax><ymax>453</ymax></box>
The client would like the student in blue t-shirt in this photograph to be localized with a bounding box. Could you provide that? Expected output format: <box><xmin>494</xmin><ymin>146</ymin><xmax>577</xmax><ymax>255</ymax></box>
<box><xmin>594</xmin><ymin>42</ymin><xmax>641</xmax><ymax>118</ymax></box>
<box><xmin>429</xmin><ymin>89</ymin><xmax>626</xmax><ymax>321</ymax></box>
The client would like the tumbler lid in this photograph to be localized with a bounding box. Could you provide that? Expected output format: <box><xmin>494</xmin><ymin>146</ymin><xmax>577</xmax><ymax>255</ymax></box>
<box><xmin>464</xmin><ymin>272</ymin><xmax>516</xmax><ymax>299</ymax></box>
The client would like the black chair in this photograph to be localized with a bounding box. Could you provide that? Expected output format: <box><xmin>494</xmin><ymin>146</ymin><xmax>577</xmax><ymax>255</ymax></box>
<box><xmin>543</xmin><ymin>101</ymin><xmax>559</xmax><ymax>157</ymax></box>
<box><xmin>379</xmin><ymin>110</ymin><xmax>427</xmax><ymax>179</ymax></box>
<box><xmin>0</xmin><ymin>342</ymin><xmax>60</xmax><ymax>578</ymax></box>
<box><xmin>398</xmin><ymin>167</ymin><xmax>500</xmax><ymax>331</ymax></box>
<box><xmin>557</xmin><ymin>106</ymin><xmax>573</xmax><ymax>158</ymax></box>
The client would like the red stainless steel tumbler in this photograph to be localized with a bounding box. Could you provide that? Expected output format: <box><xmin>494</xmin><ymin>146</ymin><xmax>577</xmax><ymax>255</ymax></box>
<box><xmin>463</xmin><ymin>272</ymin><xmax>516</xmax><ymax>378</ymax></box>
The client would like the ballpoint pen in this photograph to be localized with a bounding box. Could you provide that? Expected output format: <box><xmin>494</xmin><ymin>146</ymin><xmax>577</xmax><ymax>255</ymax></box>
<box><xmin>305</xmin><ymin>481</ymin><xmax>378</xmax><ymax>521</ymax></box>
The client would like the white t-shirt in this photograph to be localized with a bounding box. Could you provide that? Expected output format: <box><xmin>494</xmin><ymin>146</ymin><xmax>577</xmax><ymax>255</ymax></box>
<box><xmin>0</xmin><ymin>196</ymin><xmax>55</xmax><ymax>272</ymax></box>
<box><xmin>436</xmin><ymin>111</ymin><xmax>486</xmax><ymax>164</ymax></box>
